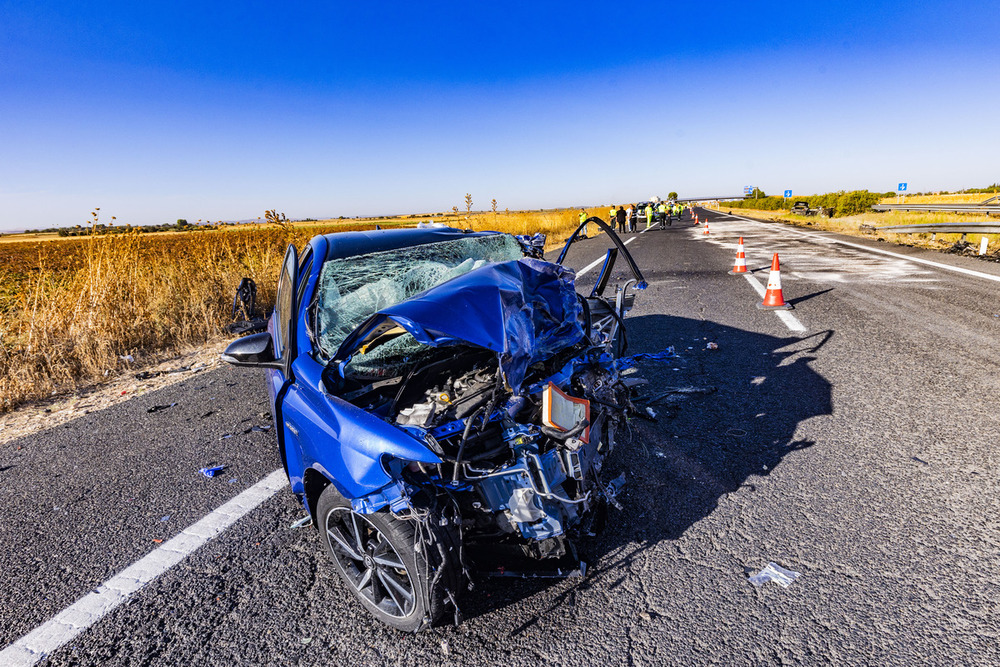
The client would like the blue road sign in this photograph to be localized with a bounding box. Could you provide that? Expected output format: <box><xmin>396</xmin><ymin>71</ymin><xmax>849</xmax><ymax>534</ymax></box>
<box><xmin>744</xmin><ymin>186</ymin><xmax>751</xmax><ymax>194</ymax></box>
<box><xmin>784</xmin><ymin>190</ymin><xmax>792</xmax><ymax>198</ymax></box>
<box><xmin>898</xmin><ymin>182</ymin><xmax>907</xmax><ymax>192</ymax></box>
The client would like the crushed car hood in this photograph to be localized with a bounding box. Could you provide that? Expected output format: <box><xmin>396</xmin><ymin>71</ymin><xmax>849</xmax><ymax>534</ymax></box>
<box><xmin>333</xmin><ymin>258</ymin><xmax>584</xmax><ymax>393</ymax></box>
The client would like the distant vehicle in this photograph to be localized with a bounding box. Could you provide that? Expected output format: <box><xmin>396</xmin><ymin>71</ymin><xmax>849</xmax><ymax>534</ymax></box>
<box><xmin>790</xmin><ymin>201</ymin><xmax>834</xmax><ymax>217</ymax></box>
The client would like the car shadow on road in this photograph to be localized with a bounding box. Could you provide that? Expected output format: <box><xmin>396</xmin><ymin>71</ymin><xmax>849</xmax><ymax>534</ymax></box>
<box><xmin>456</xmin><ymin>314</ymin><xmax>834</xmax><ymax>629</ymax></box>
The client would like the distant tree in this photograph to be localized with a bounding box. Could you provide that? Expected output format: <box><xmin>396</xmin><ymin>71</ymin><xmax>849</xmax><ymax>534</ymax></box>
<box><xmin>465</xmin><ymin>193</ymin><xmax>473</xmax><ymax>215</ymax></box>
<box><xmin>668</xmin><ymin>191</ymin><xmax>678</xmax><ymax>200</ymax></box>
<box><xmin>176</xmin><ymin>219</ymin><xmax>187</xmax><ymax>229</ymax></box>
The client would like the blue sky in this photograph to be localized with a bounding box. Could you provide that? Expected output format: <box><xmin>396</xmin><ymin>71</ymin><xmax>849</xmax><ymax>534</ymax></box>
<box><xmin>1</xmin><ymin>1</ymin><xmax>998</xmax><ymax>231</ymax></box>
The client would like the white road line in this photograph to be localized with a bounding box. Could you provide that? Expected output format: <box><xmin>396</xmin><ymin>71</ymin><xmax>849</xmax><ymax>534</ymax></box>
<box><xmin>0</xmin><ymin>469</ymin><xmax>289</xmax><ymax>667</ymax></box>
<box><xmin>719</xmin><ymin>212</ymin><xmax>1000</xmax><ymax>284</ymax></box>
<box><xmin>577</xmin><ymin>235</ymin><xmax>638</xmax><ymax>278</ymax></box>
<box><xmin>741</xmin><ymin>273</ymin><xmax>807</xmax><ymax>333</ymax></box>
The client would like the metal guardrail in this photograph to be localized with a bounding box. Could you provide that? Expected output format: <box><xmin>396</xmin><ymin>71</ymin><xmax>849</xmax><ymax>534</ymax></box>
<box><xmin>872</xmin><ymin>204</ymin><xmax>1000</xmax><ymax>214</ymax></box>
<box><xmin>877</xmin><ymin>222</ymin><xmax>1000</xmax><ymax>234</ymax></box>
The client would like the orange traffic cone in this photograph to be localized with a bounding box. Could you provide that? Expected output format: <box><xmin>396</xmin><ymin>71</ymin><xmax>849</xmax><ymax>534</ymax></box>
<box><xmin>758</xmin><ymin>253</ymin><xmax>793</xmax><ymax>310</ymax></box>
<box><xmin>703</xmin><ymin>221</ymin><xmax>710</xmax><ymax>235</ymax></box>
<box><xmin>694</xmin><ymin>214</ymin><xmax>699</xmax><ymax>226</ymax></box>
<box><xmin>729</xmin><ymin>237</ymin><xmax>747</xmax><ymax>274</ymax></box>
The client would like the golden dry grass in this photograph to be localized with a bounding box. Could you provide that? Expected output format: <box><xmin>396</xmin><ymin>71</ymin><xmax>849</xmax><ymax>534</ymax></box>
<box><xmin>0</xmin><ymin>208</ymin><xmax>604</xmax><ymax>411</ymax></box>
<box><xmin>878</xmin><ymin>192</ymin><xmax>999</xmax><ymax>205</ymax></box>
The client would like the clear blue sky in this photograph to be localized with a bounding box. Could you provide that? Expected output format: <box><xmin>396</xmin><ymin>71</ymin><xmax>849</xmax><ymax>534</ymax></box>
<box><xmin>1</xmin><ymin>1</ymin><xmax>997</xmax><ymax>231</ymax></box>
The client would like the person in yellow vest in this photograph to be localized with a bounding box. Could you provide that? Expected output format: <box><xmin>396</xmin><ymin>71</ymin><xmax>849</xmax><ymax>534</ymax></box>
<box><xmin>579</xmin><ymin>209</ymin><xmax>588</xmax><ymax>237</ymax></box>
<box><xmin>644</xmin><ymin>203</ymin><xmax>654</xmax><ymax>230</ymax></box>
<box><xmin>657</xmin><ymin>201</ymin><xmax>668</xmax><ymax>228</ymax></box>
<box><xmin>608</xmin><ymin>206</ymin><xmax>616</xmax><ymax>231</ymax></box>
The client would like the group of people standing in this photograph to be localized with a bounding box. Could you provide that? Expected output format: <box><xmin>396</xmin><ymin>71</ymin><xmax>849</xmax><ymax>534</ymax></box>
<box><xmin>577</xmin><ymin>201</ymin><xmax>686</xmax><ymax>237</ymax></box>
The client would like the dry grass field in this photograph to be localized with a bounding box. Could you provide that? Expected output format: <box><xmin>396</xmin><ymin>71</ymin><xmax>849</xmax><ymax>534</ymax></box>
<box><xmin>878</xmin><ymin>192</ymin><xmax>999</xmax><ymax>205</ymax></box>
<box><xmin>0</xmin><ymin>207</ymin><xmax>605</xmax><ymax>411</ymax></box>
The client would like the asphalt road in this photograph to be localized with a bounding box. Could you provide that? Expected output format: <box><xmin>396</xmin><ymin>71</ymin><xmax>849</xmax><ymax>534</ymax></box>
<box><xmin>2</xmin><ymin>209</ymin><xmax>999</xmax><ymax>666</ymax></box>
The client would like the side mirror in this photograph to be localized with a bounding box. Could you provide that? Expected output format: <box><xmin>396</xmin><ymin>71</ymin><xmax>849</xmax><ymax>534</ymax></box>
<box><xmin>221</xmin><ymin>332</ymin><xmax>284</xmax><ymax>369</ymax></box>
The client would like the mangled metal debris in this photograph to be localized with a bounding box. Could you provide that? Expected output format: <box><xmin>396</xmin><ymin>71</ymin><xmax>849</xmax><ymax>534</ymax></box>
<box><xmin>222</xmin><ymin>220</ymin><xmax>648</xmax><ymax>631</ymax></box>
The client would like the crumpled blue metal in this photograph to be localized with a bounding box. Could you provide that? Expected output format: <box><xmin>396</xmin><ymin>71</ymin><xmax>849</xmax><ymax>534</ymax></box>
<box><xmin>335</xmin><ymin>258</ymin><xmax>584</xmax><ymax>393</ymax></box>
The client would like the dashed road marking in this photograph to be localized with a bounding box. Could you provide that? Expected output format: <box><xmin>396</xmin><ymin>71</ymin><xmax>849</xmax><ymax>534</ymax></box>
<box><xmin>577</xmin><ymin>235</ymin><xmax>638</xmax><ymax>278</ymax></box>
<box><xmin>0</xmin><ymin>469</ymin><xmax>288</xmax><ymax>667</ymax></box>
<box><xmin>741</xmin><ymin>272</ymin><xmax>807</xmax><ymax>333</ymax></box>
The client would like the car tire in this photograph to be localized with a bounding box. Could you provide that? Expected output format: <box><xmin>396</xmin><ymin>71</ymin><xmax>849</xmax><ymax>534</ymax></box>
<box><xmin>317</xmin><ymin>484</ymin><xmax>454</xmax><ymax>632</ymax></box>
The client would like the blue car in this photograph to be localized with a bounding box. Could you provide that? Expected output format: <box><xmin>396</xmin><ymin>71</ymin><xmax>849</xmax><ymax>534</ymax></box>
<box><xmin>223</xmin><ymin>220</ymin><xmax>645</xmax><ymax>631</ymax></box>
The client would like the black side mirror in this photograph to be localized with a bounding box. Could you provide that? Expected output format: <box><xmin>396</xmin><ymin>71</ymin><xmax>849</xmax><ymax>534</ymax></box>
<box><xmin>221</xmin><ymin>332</ymin><xmax>284</xmax><ymax>369</ymax></box>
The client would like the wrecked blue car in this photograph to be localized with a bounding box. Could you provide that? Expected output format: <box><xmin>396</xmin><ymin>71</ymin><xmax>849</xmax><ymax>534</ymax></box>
<box><xmin>223</xmin><ymin>221</ymin><xmax>645</xmax><ymax>631</ymax></box>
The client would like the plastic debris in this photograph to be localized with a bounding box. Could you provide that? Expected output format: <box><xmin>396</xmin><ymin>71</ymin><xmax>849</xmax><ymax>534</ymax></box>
<box><xmin>748</xmin><ymin>562</ymin><xmax>801</xmax><ymax>588</ymax></box>
<box><xmin>147</xmin><ymin>403</ymin><xmax>178</xmax><ymax>413</ymax></box>
<box><xmin>220</xmin><ymin>434</ymin><xmax>233</xmax><ymax>440</ymax></box>
<box><xmin>243</xmin><ymin>424</ymin><xmax>272</xmax><ymax>434</ymax></box>
<box><xmin>160</xmin><ymin>515</ymin><xmax>170</xmax><ymax>522</ymax></box>
<box><xmin>290</xmin><ymin>515</ymin><xmax>313</xmax><ymax>529</ymax></box>
<box><xmin>119</xmin><ymin>354</ymin><xmax>135</xmax><ymax>363</ymax></box>
<box><xmin>616</xmin><ymin>346</ymin><xmax>676</xmax><ymax>369</ymax></box>
<box><xmin>645</xmin><ymin>406</ymin><xmax>657</xmax><ymax>418</ymax></box>
<box><xmin>199</xmin><ymin>465</ymin><xmax>226</xmax><ymax>478</ymax></box>
<box><xmin>706</xmin><ymin>342</ymin><xmax>718</xmax><ymax>350</ymax></box>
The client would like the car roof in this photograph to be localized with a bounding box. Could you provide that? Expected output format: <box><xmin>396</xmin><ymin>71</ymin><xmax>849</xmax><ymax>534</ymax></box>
<box><xmin>318</xmin><ymin>226</ymin><xmax>501</xmax><ymax>262</ymax></box>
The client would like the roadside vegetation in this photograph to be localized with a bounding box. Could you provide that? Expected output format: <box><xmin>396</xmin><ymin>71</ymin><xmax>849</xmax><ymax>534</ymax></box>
<box><xmin>0</xmin><ymin>206</ymin><xmax>603</xmax><ymax>411</ymax></box>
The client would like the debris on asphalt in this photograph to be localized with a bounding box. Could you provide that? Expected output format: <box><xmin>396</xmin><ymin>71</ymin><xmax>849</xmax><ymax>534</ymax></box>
<box><xmin>228</xmin><ymin>478</ymin><xmax>238</xmax><ymax>484</ymax></box>
<box><xmin>243</xmin><ymin>424</ymin><xmax>272</xmax><ymax>434</ymax></box>
<box><xmin>220</xmin><ymin>434</ymin><xmax>233</xmax><ymax>440</ymax></box>
<box><xmin>290</xmin><ymin>516</ymin><xmax>314</xmax><ymax>530</ymax></box>
<box><xmin>642</xmin><ymin>386</ymin><xmax>718</xmax><ymax>406</ymax></box>
<box><xmin>912</xmin><ymin>456</ymin><xmax>930</xmax><ymax>465</ymax></box>
<box><xmin>153</xmin><ymin>539</ymin><xmax>163</xmax><ymax>544</ymax></box>
<box><xmin>136</xmin><ymin>366</ymin><xmax>193</xmax><ymax>381</ymax></box>
<box><xmin>748</xmin><ymin>562</ymin><xmax>801</xmax><ymax>588</ymax></box>
<box><xmin>645</xmin><ymin>406</ymin><xmax>657</xmax><ymax>419</ymax></box>
<box><xmin>616</xmin><ymin>346</ymin><xmax>676</xmax><ymax>369</ymax></box>
<box><xmin>706</xmin><ymin>342</ymin><xmax>718</xmax><ymax>350</ymax></box>
<box><xmin>750</xmin><ymin>376</ymin><xmax>766</xmax><ymax>386</ymax></box>
<box><xmin>160</xmin><ymin>515</ymin><xmax>170</xmax><ymax>522</ymax></box>
<box><xmin>440</xmin><ymin>640</ymin><xmax>450</xmax><ymax>656</ymax></box>
<box><xmin>147</xmin><ymin>403</ymin><xmax>178</xmax><ymax>413</ymax></box>
<box><xmin>199</xmin><ymin>465</ymin><xmax>226</xmax><ymax>478</ymax></box>
<box><xmin>299</xmin><ymin>637</ymin><xmax>313</xmax><ymax>645</ymax></box>
<box><xmin>199</xmin><ymin>410</ymin><xmax>215</xmax><ymax>419</ymax></box>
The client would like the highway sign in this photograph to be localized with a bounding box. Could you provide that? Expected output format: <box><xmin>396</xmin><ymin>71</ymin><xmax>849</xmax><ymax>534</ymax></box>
<box><xmin>744</xmin><ymin>186</ymin><xmax>752</xmax><ymax>195</ymax></box>
<box><xmin>784</xmin><ymin>190</ymin><xmax>792</xmax><ymax>198</ymax></box>
<box><xmin>898</xmin><ymin>183</ymin><xmax>907</xmax><ymax>192</ymax></box>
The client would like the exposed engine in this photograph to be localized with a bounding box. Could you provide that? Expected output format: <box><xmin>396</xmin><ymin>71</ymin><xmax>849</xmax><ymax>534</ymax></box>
<box><xmin>332</xmin><ymin>294</ymin><xmax>637</xmax><ymax>568</ymax></box>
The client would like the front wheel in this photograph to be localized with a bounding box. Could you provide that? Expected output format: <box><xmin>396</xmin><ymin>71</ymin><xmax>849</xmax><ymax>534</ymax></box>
<box><xmin>317</xmin><ymin>485</ymin><xmax>454</xmax><ymax>632</ymax></box>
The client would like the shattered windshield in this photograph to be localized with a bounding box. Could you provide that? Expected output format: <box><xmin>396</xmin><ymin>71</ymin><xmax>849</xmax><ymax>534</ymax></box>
<box><xmin>314</xmin><ymin>233</ymin><xmax>524</xmax><ymax>364</ymax></box>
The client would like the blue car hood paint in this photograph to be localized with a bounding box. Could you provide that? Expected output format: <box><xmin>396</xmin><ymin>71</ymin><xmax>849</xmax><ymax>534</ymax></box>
<box><xmin>334</xmin><ymin>258</ymin><xmax>584</xmax><ymax>393</ymax></box>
